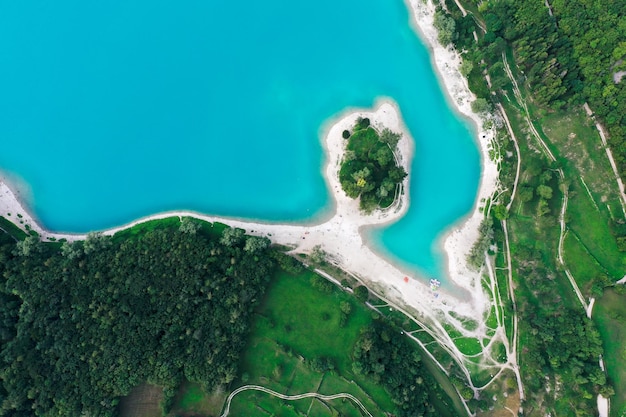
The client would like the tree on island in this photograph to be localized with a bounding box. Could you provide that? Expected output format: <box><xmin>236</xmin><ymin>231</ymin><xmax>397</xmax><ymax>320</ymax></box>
<box><xmin>380</xmin><ymin>128</ymin><xmax>402</xmax><ymax>148</ymax></box>
<box><xmin>339</xmin><ymin>119</ymin><xmax>406</xmax><ymax>212</ymax></box>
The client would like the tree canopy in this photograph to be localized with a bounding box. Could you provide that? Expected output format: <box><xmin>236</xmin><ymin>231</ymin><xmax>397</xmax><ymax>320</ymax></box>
<box><xmin>0</xmin><ymin>223</ymin><xmax>274</xmax><ymax>416</ymax></box>
<box><xmin>352</xmin><ymin>321</ymin><xmax>458</xmax><ymax>417</ymax></box>
<box><xmin>339</xmin><ymin>121</ymin><xmax>407</xmax><ymax>212</ymax></box>
<box><xmin>464</xmin><ymin>0</ymin><xmax>626</xmax><ymax>179</ymax></box>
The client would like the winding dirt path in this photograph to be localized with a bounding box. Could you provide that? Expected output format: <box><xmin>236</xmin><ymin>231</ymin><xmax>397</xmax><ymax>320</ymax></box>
<box><xmin>501</xmin><ymin>53</ymin><xmax>588</xmax><ymax>311</ymax></box>
<box><xmin>219</xmin><ymin>385</ymin><xmax>374</xmax><ymax>417</ymax></box>
<box><xmin>494</xmin><ymin>102</ymin><xmax>524</xmax><ymax>400</ymax></box>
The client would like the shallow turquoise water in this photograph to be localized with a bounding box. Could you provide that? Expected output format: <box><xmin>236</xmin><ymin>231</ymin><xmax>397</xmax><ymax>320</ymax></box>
<box><xmin>0</xmin><ymin>0</ymin><xmax>479</xmax><ymax>281</ymax></box>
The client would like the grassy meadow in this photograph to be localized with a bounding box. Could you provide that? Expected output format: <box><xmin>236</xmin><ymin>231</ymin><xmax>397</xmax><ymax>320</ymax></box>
<box><xmin>594</xmin><ymin>289</ymin><xmax>626</xmax><ymax>417</ymax></box>
<box><xmin>230</xmin><ymin>268</ymin><xmax>396</xmax><ymax>416</ymax></box>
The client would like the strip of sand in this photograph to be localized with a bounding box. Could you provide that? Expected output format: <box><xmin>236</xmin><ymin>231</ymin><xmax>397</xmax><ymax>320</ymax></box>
<box><xmin>0</xmin><ymin>0</ymin><xmax>499</xmax><ymax>344</ymax></box>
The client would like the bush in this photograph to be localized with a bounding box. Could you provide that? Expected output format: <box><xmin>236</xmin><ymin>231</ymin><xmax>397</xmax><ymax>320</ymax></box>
<box><xmin>467</xmin><ymin>218</ymin><xmax>494</xmax><ymax>270</ymax></box>
<box><xmin>354</xmin><ymin>285</ymin><xmax>369</xmax><ymax>302</ymax></box>
<box><xmin>340</xmin><ymin>301</ymin><xmax>352</xmax><ymax>315</ymax></box>
<box><xmin>493</xmin><ymin>204</ymin><xmax>509</xmax><ymax>220</ymax></box>
<box><xmin>271</xmin><ymin>251</ymin><xmax>305</xmax><ymax>274</ymax></box>
<box><xmin>310</xmin><ymin>275</ymin><xmax>333</xmax><ymax>293</ymax></box>
<box><xmin>459</xmin><ymin>59</ymin><xmax>474</xmax><ymax>77</ymax></box>
<box><xmin>342</xmin><ymin>129</ymin><xmax>351</xmax><ymax>139</ymax></box>
<box><xmin>380</xmin><ymin>128</ymin><xmax>402</xmax><ymax>147</ymax></box>
<box><xmin>355</xmin><ymin>117</ymin><xmax>370</xmax><ymax>130</ymax></box>
<box><xmin>310</xmin><ymin>245</ymin><xmax>326</xmax><ymax>263</ymax></box>
<box><xmin>307</xmin><ymin>356</ymin><xmax>335</xmax><ymax>373</ymax></box>
<box><xmin>471</xmin><ymin>98</ymin><xmax>492</xmax><ymax>115</ymax></box>
<box><xmin>433</xmin><ymin>10</ymin><xmax>457</xmax><ymax>46</ymax></box>
<box><xmin>179</xmin><ymin>217</ymin><xmax>200</xmax><ymax>234</ymax></box>
<box><xmin>220</xmin><ymin>227</ymin><xmax>245</xmax><ymax>247</ymax></box>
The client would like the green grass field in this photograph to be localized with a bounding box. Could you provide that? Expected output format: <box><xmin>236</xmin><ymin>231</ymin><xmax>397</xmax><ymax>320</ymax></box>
<box><xmin>0</xmin><ymin>216</ymin><xmax>28</xmax><ymax>240</ymax></box>
<box><xmin>529</xmin><ymin>106</ymin><xmax>626</xmax><ymax>288</ymax></box>
<box><xmin>168</xmin><ymin>382</ymin><xmax>227</xmax><ymax>417</ymax></box>
<box><xmin>454</xmin><ymin>337</ymin><xmax>483</xmax><ymax>356</ymax></box>
<box><xmin>234</xmin><ymin>269</ymin><xmax>396</xmax><ymax>417</ymax></box>
<box><xmin>111</xmin><ymin>217</ymin><xmax>227</xmax><ymax>245</ymax></box>
<box><xmin>249</xmin><ymin>270</ymin><xmax>373</xmax><ymax>374</ymax></box>
<box><xmin>111</xmin><ymin>217</ymin><xmax>182</xmax><ymax>242</ymax></box>
<box><xmin>564</xmin><ymin>179</ymin><xmax>625</xmax><ymax>282</ymax></box>
<box><xmin>593</xmin><ymin>288</ymin><xmax>626</xmax><ymax>417</ymax></box>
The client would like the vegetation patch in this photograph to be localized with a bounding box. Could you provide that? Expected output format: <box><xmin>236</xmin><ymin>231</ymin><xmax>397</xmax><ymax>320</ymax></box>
<box><xmin>236</xmin><ymin>270</ymin><xmax>394</xmax><ymax>416</ymax></box>
<box><xmin>466</xmin><ymin>217</ymin><xmax>494</xmax><ymax>270</ymax></box>
<box><xmin>563</xmin><ymin>232</ymin><xmax>610</xmax><ymax>297</ymax></box>
<box><xmin>454</xmin><ymin>337</ymin><xmax>483</xmax><ymax>356</ymax></box>
<box><xmin>110</xmin><ymin>216</ymin><xmax>182</xmax><ymax>243</ymax></box>
<box><xmin>449</xmin><ymin>311</ymin><xmax>479</xmax><ymax>331</ymax></box>
<box><xmin>339</xmin><ymin>118</ymin><xmax>406</xmax><ymax>212</ymax></box>
<box><xmin>436</xmin><ymin>0</ymin><xmax>626</xmax><ymax>412</ymax></box>
<box><xmin>0</xmin><ymin>216</ymin><xmax>28</xmax><ymax>240</ymax></box>
<box><xmin>168</xmin><ymin>381</ymin><xmax>227</xmax><ymax>417</ymax></box>
<box><xmin>485</xmin><ymin>306</ymin><xmax>498</xmax><ymax>330</ymax></box>
<box><xmin>353</xmin><ymin>322</ymin><xmax>461</xmax><ymax>416</ymax></box>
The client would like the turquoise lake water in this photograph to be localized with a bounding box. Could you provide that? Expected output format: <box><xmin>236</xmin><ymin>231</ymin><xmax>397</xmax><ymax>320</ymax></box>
<box><xmin>0</xmin><ymin>0</ymin><xmax>479</xmax><ymax>281</ymax></box>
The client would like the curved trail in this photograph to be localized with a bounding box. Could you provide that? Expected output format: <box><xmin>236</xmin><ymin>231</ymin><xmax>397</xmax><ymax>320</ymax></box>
<box><xmin>495</xmin><ymin>102</ymin><xmax>524</xmax><ymax>400</ymax></box>
<box><xmin>219</xmin><ymin>385</ymin><xmax>373</xmax><ymax>417</ymax></box>
<box><xmin>498</xmin><ymin>104</ymin><xmax>521</xmax><ymax>213</ymax></box>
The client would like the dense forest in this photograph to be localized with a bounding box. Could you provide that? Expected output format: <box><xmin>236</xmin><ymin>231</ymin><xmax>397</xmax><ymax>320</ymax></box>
<box><xmin>455</xmin><ymin>0</ymin><xmax>626</xmax><ymax>178</ymax></box>
<box><xmin>339</xmin><ymin>117</ymin><xmax>407</xmax><ymax>212</ymax></box>
<box><xmin>0</xmin><ymin>221</ymin><xmax>274</xmax><ymax>416</ymax></box>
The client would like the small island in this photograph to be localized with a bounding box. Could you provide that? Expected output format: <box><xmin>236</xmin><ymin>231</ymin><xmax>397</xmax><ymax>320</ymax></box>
<box><xmin>339</xmin><ymin>116</ymin><xmax>407</xmax><ymax>212</ymax></box>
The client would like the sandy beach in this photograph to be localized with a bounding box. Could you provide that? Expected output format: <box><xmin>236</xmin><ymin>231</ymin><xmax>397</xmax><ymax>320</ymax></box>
<box><xmin>0</xmin><ymin>0</ymin><xmax>500</xmax><ymax>356</ymax></box>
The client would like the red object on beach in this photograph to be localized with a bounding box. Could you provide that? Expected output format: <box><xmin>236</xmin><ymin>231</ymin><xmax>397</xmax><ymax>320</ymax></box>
<box><xmin>403</xmin><ymin>277</ymin><xmax>409</xmax><ymax>283</ymax></box>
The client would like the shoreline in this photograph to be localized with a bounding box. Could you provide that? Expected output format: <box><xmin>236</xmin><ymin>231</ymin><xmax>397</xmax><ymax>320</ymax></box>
<box><xmin>406</xmin><ymin>0</ymin><xmax>498</xmax><ymax>311</ymax></box>
<box><xmin>0</xmin><ymin>98</ymin><xmax>492</xmax><ymax>323</ymax></box>
<box><xmin>0</xmin><ymin>0</ymin><xmax>498</xmax><ymax>338</ymax></box>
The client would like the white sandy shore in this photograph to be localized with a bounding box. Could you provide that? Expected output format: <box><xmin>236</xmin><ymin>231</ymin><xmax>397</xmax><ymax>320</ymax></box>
<box><xmin>0</xmin><ymin>0</ymin><xmax>498</xmax><ymax>339</ymax></box>
<box><xmin>407</xmin><ymin>0</ymin><xmax>499</xmax><ymax>316</ymax></box>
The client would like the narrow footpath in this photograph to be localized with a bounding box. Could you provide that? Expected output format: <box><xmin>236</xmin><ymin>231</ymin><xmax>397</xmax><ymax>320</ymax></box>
<box><xmin>219</xmin><ymin>385</ymin><xmax>374</xmax><ymax>417</ymax></box>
